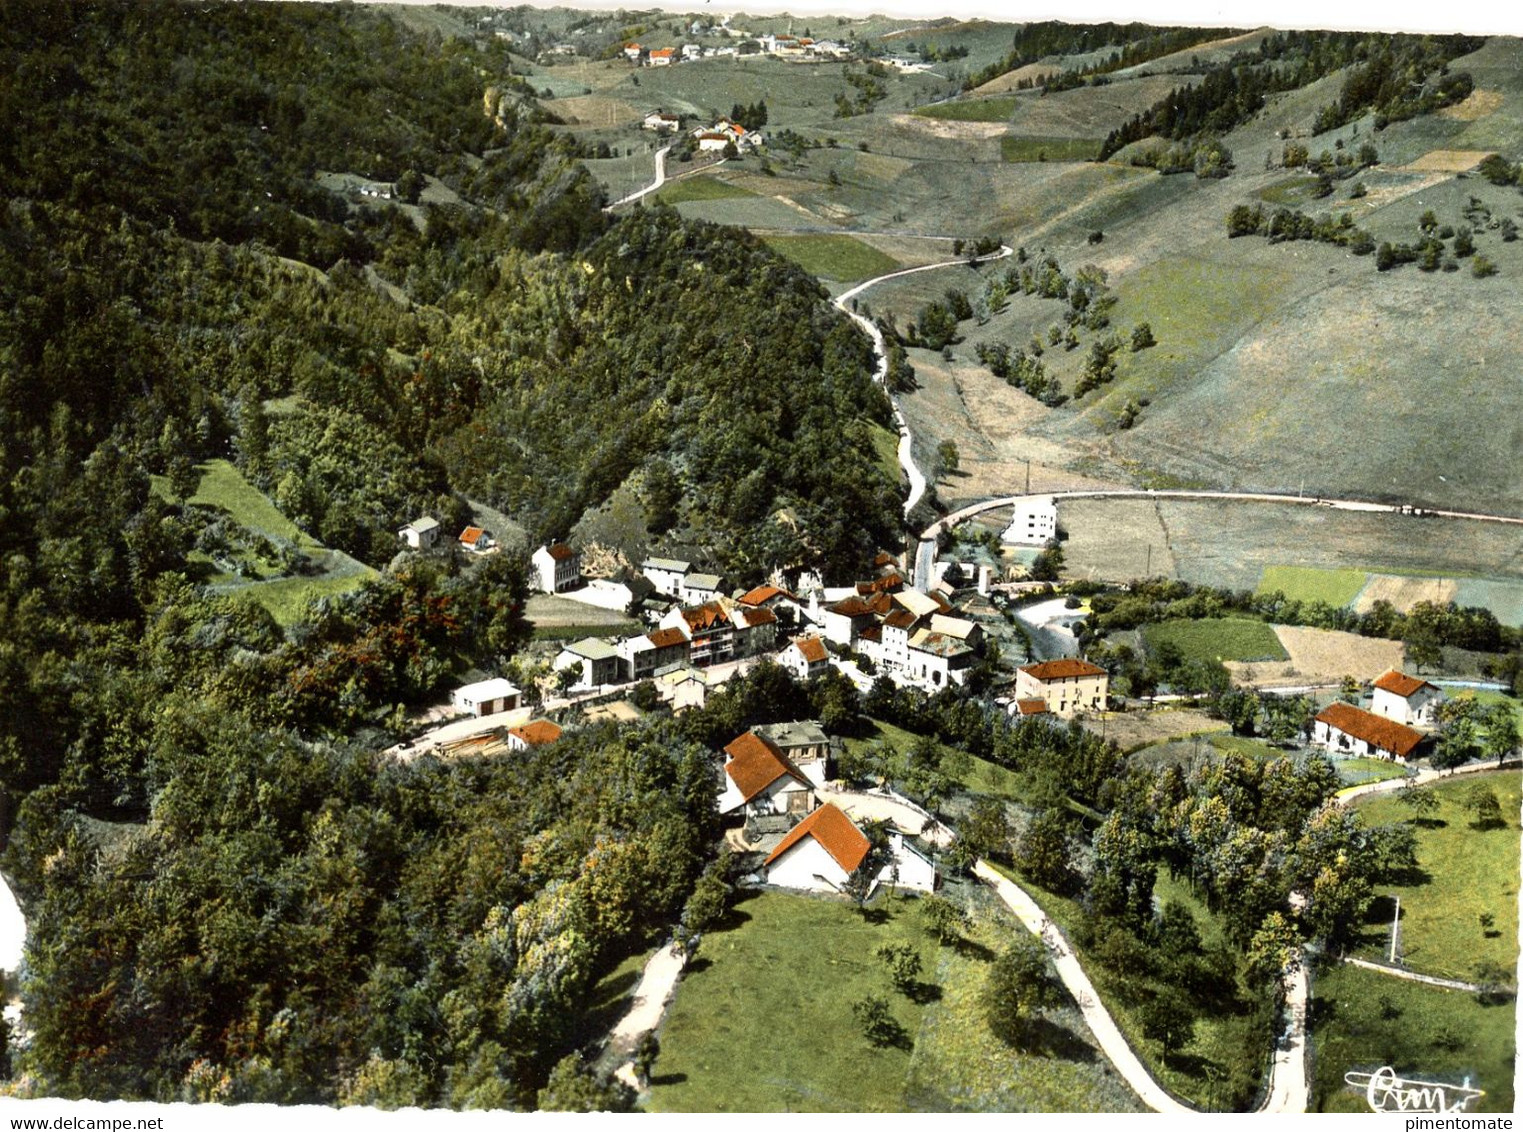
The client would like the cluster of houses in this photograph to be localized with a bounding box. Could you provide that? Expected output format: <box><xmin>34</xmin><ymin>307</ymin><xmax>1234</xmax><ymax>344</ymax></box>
<box><xmin>718</xmin><ymin>721</ymin><xmax>938</xmax><ymax>896</ymax></box>
<box><xmin>621</xmin><ymin>32</ymin><xmax>851</xmax><ymax>67</ymax></box>
<box><xmin>1310</xmin><ymin>669</ymin><xmax>1444</xmax><ymax>761</ymax></box>
<box><xmin>641</xmin><ymin>111</ymin><xmax>763</xmax><ymax>154</ymax></box>
<box><xmin>397</xmin><ymin>518</ymin><xmax>497</xmax><ymax>555</ymax></box>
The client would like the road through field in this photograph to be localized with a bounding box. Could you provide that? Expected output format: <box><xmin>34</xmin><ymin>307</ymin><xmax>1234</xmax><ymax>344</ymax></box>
<box><xmin>833</xmin><ymin>244</ymin><xmax>1012</xmax><ymax>518</ymax></box>
<box><xmin>604</xmin><ymin>145</ymin><xmax>670</xmax><ymax>209</ymax></box>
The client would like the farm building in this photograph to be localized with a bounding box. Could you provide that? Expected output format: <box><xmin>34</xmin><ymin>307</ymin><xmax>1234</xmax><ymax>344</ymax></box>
<box><xmin>1015</xmin><ymin>659</ymin><xmax>1108</xmax><ymax>716</ymax></box>
<box><xmin>1370</xmin><ymin>670</ymin><xmax>1444</xmax><ymax>728</ymax></box>
<box><xmin>1312</xmin><ymin>701</ymin><xmax>1426</xmax><ymax>761</ymax></box>
<box><xmin>451</xmin><ymin>677</ymin><xmax>521</xmax><ymax>718</ymax></box>
<box><xmin>397</xmin><ymin>516</ymin><xmax>439</xmax><ymax>550</ymax></box>
<box><xmin>872</xmin><ymin>833</ymin><xmax>939</xmax><ymax>896</ymax></box>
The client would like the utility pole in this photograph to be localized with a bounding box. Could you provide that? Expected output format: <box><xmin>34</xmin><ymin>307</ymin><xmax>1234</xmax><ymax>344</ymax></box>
<box><xmin>1390</xmin><ymin>894</ymin><xmax>1401</xmax><ymax>964</ymax></box>
<box><xmin>1145</xmin><ymin>543</ymin><xmax>1152</xmax><ymax>578</ymax></box>
<box><xmin>1024</xmin><ymin>458</ymin><xmax>1030</xmax><ymax>495</ymax></box>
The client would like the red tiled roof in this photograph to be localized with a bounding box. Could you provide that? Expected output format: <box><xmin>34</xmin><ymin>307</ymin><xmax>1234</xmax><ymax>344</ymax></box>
<box><xmin>509</xmin><ymin>720</ymin><xmax>563</xmax><ymax>746</ymax></box>
<box><xmin>459</xmin><ymin>526</ymin><xmax>486</xmax><ymax>544</ymax></box>
<box><xmin>724</xmin><ymin>732</ymin><xmax>810</xmax><ymax>801</ymax></box>
<box><xmin>884</xmin><ymin>609</ymin><xmax>918</xmax><ymax>631</ymax></box>
<box><xmin>874</xmin><ymin>552</ymin><xmax>897</xmax><ymax>568</ymax></box>
<box><xmin>795</xmin><ymin>636</ymin><xmax>828</xmax><ymax>663</ymax></box>
<box><xmin>765</xmin><ymin>803</ymin><xmax>869</xmax><ymax>872</ymax></box>
<box><xmin>1374</xmin><ymin>670</ymin><xmax>1435</xmax><ymax>698</ymax></box>
<box><xmin>740</xmin><ymin>584</ymin><xmax>792</xmax><ymax>606</ymax></box>
<box><xmin>1021</xmin><ymin>659</ymin><xmax>1105</xmax><ymax>681</ymax></box>
<box><xmin>682</xmin><ymin>602</ymin><xmax>729</xmax><ymax>632</ymax></box>
<box><xmin>826</xmin><ymin>596</ymin><xmax>874</xmax><ymax>617</ymax></box>
<box><xmin>548</xmin><ymin>543</ymin><xmax>576</xmax><ymax>561</ymax></box>
<box><xmin>858</xmin><ymin>625</ymin><xmax>882</xmax><ymax>643</ymax></box>
<box><xmin>742</xmin><ymin>607</ymin><xmax>777</xmax><ymax>627</ymax></box>
<box><xmin>1015</xmin><ymin>699</ymin><xmax>1049</xmax><ymax>716</ymax></box>
<box><xmin>866</xmin><ymin>591</ymin><xmax>895</xmax><ymax>616</ymax></box>
<box><xmin>648</xmin><ymin>627</ymin><xmax>688</xmax><ymax>649</ymax></box>
<box><xmin>650</xmin><ymin>47</ymin><xmax>674</xmax><ymax>57</ymax></box>
<box><xmin>856</xmin><ymin>573</ymin><xmax>905</xmax><ymax>595</ymax></box>
<box><xmin>1315</xmin><ymin>702</ymin><xmax>1425</xmax><ymax>758</ymax></box>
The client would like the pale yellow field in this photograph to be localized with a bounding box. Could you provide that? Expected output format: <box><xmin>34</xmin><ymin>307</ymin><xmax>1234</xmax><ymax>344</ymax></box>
<box><xmin>1225</xmin><ymin>625</ymin><xmax>1405</xmax><ymax>688</ymax></box>
<box><xmin>1400</xmin><ymin>149</ymin><xmax>1493</xmax><ymax>173</ymax></box>
<box><xmin>1352</xmin><ymin>574</ymin><xmax>1458</xmax><ymax>615</ymax></box>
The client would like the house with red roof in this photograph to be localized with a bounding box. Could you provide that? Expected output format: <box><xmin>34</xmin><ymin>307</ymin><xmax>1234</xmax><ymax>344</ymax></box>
<box><xmin>1370</xmin><ymin>669</ymin><xmax>1444</xmax><ymax>728</ymax></box>
<box><xmin>623</xmin><ymin>42</ymin><xmax>644</xmax><ymax>62</ymax></box>
<box><xmin>718</xmin><ymin>731</ymin><xmax>816</xmax><ymax>820</ymax></box>
<box><xmin>1015</xmin><ymin>658</ymin><xmax>1108</xmax><ymax>716</ymax></box>
<box><xmin>458</xmin><ymin>525</ymin><xmax>492</xmax><ymax>552</ymax></box>
<box><xmin>781</xmin><ymin>635</ymin><xmax>830</xmax><ymax>682</ymax></box>
<box><xmin>648</xmin><ymin>46</ymin><xmax>675</xmax><ymax>65</ymax></box>
<box><xmin>764</xmin><ymin>803</ymin><xmax>868</xmax><ymax>892</ymax></box>
<box><xmin>530</xmin><ymin>542</ymin><xmax>581</xmax><ymax>593</ymax></box>
<box><xmin>506</xmin><ymin>720</ymin><xmax>563</xmax><ymax>751</ymax></box>
<box><xmin>618</xmin><ymin>626</ymin><xmax>691</xmax><ymax>682</ymax></box>
<box><xmin>1313</xmin><ymin>701</ymin><xmax>1427</xmax><ymax>761</ymax></box>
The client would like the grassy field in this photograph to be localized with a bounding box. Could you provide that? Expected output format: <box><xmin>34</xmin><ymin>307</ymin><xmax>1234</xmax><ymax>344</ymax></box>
<box><xmin>150</xmin><ymin>459</ymin><xmax>374</xmax><ymax>626</ymax></box>
<box><xmin>914</xmin><ymin>95</ymin><xmax>1016</xmax><ymax>122</ymax></box>
<box><xmin>1310</xmin><ymin>963</ymin><xmax>1515</xmax><ymax>1113</ymax></box>
<box><xmin>1001</xmin><ymin>136</ymin><xmax>1104</xmax><ymax>163</ymax></box>
<box><xmin>762</xmin><ymin>233</ymin><xmax>901</xmax><ymax>282</ymax></box>
<box><xmin>654</xmin><ymin>174</ymin><xmax>758</xmax><ymax>203</ymax></box>
<box><xmin>1256</xmin><ymin>565</ymin><xmax>1369</xmax><ymax>607</ymax></box>
<box><xmin>1140</xmin><ymin>618</ymin><xmax>1289</xmax><ymax>664</ymax></box>
<box><xmin>1346</xmin><ymin>771</ymin><xmax>1520</xmax><ymax>982</ymax></box>
<box><xmin>1255</xmin><ymin>175</ymin><xmax>1323</xmax><ymax>205</ymax></box>
<box><xmin>868</xmin><ymin>422</ymin><xmax>905</xmax><ymax>492</ymax></box>
<box><xmin>648</xmin><ymin>887</ymin><xmax>1139</xmax><ymax>1112</ymax></box>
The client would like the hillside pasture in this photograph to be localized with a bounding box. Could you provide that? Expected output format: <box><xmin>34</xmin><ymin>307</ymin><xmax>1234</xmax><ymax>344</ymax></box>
<box><xmin>762</xmin><ymin>233</ymin><xmax>900</xmax><ymax>281</ymax></box>
<box><xmin>654</xmin><ymin>173</ymin><xmax>758</xmax><ymax>203</ymax></box>
<box><xmin>1225</xmin><ymin>626</ymin><xmax>1405</xmax><ymax>689</ymax></box>
<box><xmin>1141</xmin><ymin>617</ymin><xmax>1288</xmax><ymax>664</ymax></box>
<box><xmin>913</xmin><ymin>95</ymin><xmax>1017</xmax><ymax>122</ymax></box>
<box><xmin>1256</xmin><ymin>565</ymin><xmax>1369</xmax><ymax>608</ymax></box>
<box><xmin>1001</xmin><ymin>136</ymin><xmax>1103</xmax><ymax>163</ymax></box>
<box><xmin>1352</xmin><ymin>574</ymin><xmax>1458</xmax><ymax>615</ymax></box>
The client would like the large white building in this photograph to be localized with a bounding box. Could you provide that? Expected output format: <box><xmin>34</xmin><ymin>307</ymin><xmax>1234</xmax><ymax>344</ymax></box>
<box><xmin>1015</xmin><ymin>659</ymin><xmax>1108</xmax><ymax>716</ymax></box>
<box><xmin>1370</xmin><ymin>670</ymin><xmax>1444</xmax><ymax>728</ymax></box>
<box><xmin>1003</xmin><ymin>497</ymin><xmax>1058</xmax><ymax>546</ymax></box>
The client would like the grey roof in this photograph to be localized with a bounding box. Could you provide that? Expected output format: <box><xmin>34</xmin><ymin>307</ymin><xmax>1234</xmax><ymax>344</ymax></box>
<box><xmin>564</xmin><ymin>637</ymin><xmax>619</xmax><ymax>661</ymax></box>
<box><xmin>756</xmin><ymin>720</ymin><xmax>829</xmax><ymax>748</ymax></box>
<box><xmin>407</xmin><ymin>517</ymin><xmax>439</xmax><ymax>532</ymax></box>
<box><xmin>643</xmin><ymin>557</ymin><xmax>692</xmax><ymax>573</ymax></box>
<box><xmin>686</xmin><ymin>572</ymin><xmax>723</xmax><ymax>591</ymax></box>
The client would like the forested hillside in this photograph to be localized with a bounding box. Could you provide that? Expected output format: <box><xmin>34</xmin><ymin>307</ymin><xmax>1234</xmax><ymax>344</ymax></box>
<box><xmin>0</xmin><ymin>0</ymin><xmax>901</xmax><ymax>1105</ymax></box>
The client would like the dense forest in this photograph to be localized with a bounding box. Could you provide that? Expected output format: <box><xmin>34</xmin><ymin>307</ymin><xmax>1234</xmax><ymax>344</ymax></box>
<box><xmin>0</xmin><ymin>0</ymin><xmax>903</xmax><ymax>1106</ymax></box>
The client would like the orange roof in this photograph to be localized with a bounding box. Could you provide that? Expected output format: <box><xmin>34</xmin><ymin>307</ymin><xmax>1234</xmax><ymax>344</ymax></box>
<box><xmin>548</xmin><ymin>543</ymin><xmax>576</xmax><ymax>561</ymax></box>
<box><xmin>1315</xmin><ymin>702</ymin><xmax>1425</xmax><ymax>758</ymax></box>
<box><xmin>856</xmin><ymin>573</ymin><xmax>905</xmax><ymax>595</ymax></box>
<box><xmin>740</xmin><ymin>584</ymin><xmax>792</xmax><ymax>606</ymax></box>
<box><xmin>765</xmin><ymin>804</ymin><xmax>869</xmax><ymax>873</ymax></box>
<box><xmin>1015</xmin><ymin>699</ymin><xmax>1049</xmax><ymax>716</ymax></box>
<box><xmin>826</xmin><ymin>596</ymin><xmax>874</xmax><ymax>617</ymax></box>
<box><xmin>1374</xmin><ymin>670</ymin><xmax>1436</xmax><ymax>698</ymax></box>
<box><xmin>1021</xmin><ymin>659</ymin><xmax>1105</xmax><ymax>681</ymax></box>
<box><xmin>874</xmin><ymin>552</ymin><xmax>897</xmax><ymax>568</ymax></box>
<box><xmin>648</xmin><ymin>627</ymin><xmax>688</xmax><ymax>649</ymax></box>
<box><xmin>884</xmin><ymin>609</ymin><xmax>918</xmax><ymax>631</ymax></box>
<box><xmin>459</xmin><ymin>526</ymin><xmax>486</xmax><ymax>543</ymax></box>
<box><xmin>682</xmin><ymin>602</ymin><xmax>729</xmax><ymax>632</ymax></box>
<box><xmin>795</xmin><ymin>636</ymin><xmax>828</xmax><ymax>663</ymax></box>
<box><xmin>724</xmin><ymin>732</ymin><xmax>810</xmax><ymax>802</ymax></box>
<box><xmin>509</xmin><ymin>720</ymin><xmax>563</xmax><ymax>747</ymax></box>
<box><xmin>742</xmin><ymin>607</ymin><xmax>777</xmax><ymax>627</ymax></box>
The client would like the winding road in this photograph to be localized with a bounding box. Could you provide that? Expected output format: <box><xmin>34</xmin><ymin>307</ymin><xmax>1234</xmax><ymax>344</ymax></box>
<box><xmin>831</xmin><ymin>244</ymin><xmax>1012</xmax><ymax>519</ymax></box>
<box><xmin>604</xmin><ymin>145</ymin><xmax>671</xmax><ymax>210</ymax></box>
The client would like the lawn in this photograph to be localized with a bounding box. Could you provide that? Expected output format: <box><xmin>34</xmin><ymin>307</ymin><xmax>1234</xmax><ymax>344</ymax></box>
<box><xmin>654</xmin><ymin>174</ymin><xmax>758</xmax><ymax>204</ymax></box>
<box><xmin>1330</xmin><ymin>756</ymin><xmax>1411</xmax><ymax>789</ymax></box>
<box><xmin>914</xmin><ymin>94</ymin><xmax>1016</xmax><ymax>122</ymax></box>
<box><xmin>761</xmin><ymin>234</ymin><xmax>901</xmax><ymax>283</ymax></box>
<box><xmin>1310</xmin><ymin>963</ymin><xmax>1515</xmax><ymax>1113</ymax></box>
<box><xmin>1256</xmin><ymin>565</ymin><xmax>1369</xmax><ymax>608</ymax></box>
<box><xmin>1346</xmin><ymin>770</ymin><xmax>1520</xmax><ymax>982</ymax></box>
<box><xmin>846</xmin><ymin>718</ymin><xmax>1028</xmax><ymax>803</ymax></box>
<box><xmin>156</xmin><ymin>458</ymin><xmax>311</xmax><ymax>545</ymax></box>
<box><xmin>868</xmin><ymin>422</ymin><xmax>904</xmax><ymax>493</ymax></box>
<box><xmin>1141</xmin><ymin>618</ymin><xmax>1289</xmax><ymax>664</ymax></box>
<box><xmin>1255</xmin><ymin>175</ymin><xmax>1323</xmax><ymax>205</ymax></box>
<box><xmin>1001</xmin><ymin>136</ymin><xmax>1104</xmax><ymax>163</ymax></box>
<box><xmin>646</xmin><ymin>891</ymin><xmax>941</xmax><ymax>1111</ymax></box>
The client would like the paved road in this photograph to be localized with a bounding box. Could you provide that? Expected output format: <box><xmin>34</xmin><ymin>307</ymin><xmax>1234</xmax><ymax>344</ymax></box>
<box><xmin>916</xmin><ymin>489</ymin><xmax>1523</xmax><ymax>592</ymax></box>
<box><xmin>832</xmin><ymin>245</ymin><xmax>1011</xmax><ymax>520</ymax></box>
<box><xmin>604</xmin><ymin>146</ymin><xmax>671</xmax><ymax>210</ymax></box>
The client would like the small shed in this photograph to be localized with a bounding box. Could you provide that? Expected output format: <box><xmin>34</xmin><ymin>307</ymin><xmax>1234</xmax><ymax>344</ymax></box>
<box><xmin>451</xmin><ymin>677</ymin><xmax>522</xmax><ymax>718</ymax></box>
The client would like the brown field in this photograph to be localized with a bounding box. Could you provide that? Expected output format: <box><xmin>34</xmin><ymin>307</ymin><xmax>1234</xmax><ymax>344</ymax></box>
<box><xmin>890</xmin><ymin>113</ymin><xmax>1008</xmax><ymax>140</ymax></box>
<box><xmin>1007</xmin><ymin>74</ymin><xmax>1184</xmax><ymax>136</ymax></box>
<box><xmin>1352</xmin><ymin>574</ymin><xmax>1459</xmax><ymax>615</ymax></box>
<box><xmin>1438</xmin><ymin>89</ymin><xmax>1505</xmax><ymax>121</ymax></box>
<box><xmin>547</xmin><ymin>95</ymin><xmax>642</xmax><ymax>128</ymax></box>
<box><xmin>525</xmin><ymin>593</ymin><xmax>636</xmax><ymax>629</ymax></box>
<box><xmin>1399</xmin><ymin>149</ymin><xmax>1493</xmax><ymax>173</ymax></box>
<box><xmin>975</xmin><ymin>63</ymin><xmax>1060</xmax><ymax>95</ymax></box>
<box><xmin>1080</xmin><ymin>707</ymin><xmax>1227</xmax><ymax>751</ymax></box>
<box><xmin>1225</xmin><ymin>625</ymin><xmax>1405</xmax><ymax>688</ymax></box>
<box><xmin>1058</xmin><ymin>496</ymin><xmax>1177</xmax><ymax>581</ymax></box>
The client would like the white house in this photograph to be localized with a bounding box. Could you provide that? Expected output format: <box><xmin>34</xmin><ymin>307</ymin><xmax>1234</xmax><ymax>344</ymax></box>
<box><xmin>623</xmin><ymin>42</ymin><xmax>644</xmax><ymax>62</ymax></box>
<box><xmin>451</xmin><ymin>677</ymin><xmax>521</xmax><ymax>717</ymax></box>
<box><xmin>1313</xmin><ymin>701</ymin><xmax>1425</xmax><ymax>761</ymax></box>
<box><xmin>458</xmin><ymin>525</ymin><xmax>492</xmax><ymax>552</ymax></box>
<box><xmin>648</xmin><ymin>46</ymin><xmax>675</xmax><ymax>65</ymax></box>
<box><xmin>1371</xmin><ymin>670</ymin><xmax>1444</xmax><ymax>728</ymax></box>
<box><xmin>681</xmin><ymin>42</ymin><xmax>703</xmax><ymax>60</ymax></box>
<box><xmin>397</xmin><ymin>517</ymin><xmax>440</xmax><ymax>550</ymax></box>
<box><xmin>642</xmin><ymin>557</ymin><xmax>692</xmax><ymax>598</ymax></box>
<box><xmin>718</xmin><ymin>731</ymin><xmax>817</xmax><ymax>819</ymax></box>
<box><xmin>553</xmin><ymin>638</ymin><xmax>622</xmax><ymax>688</ymax></box>
<box><xmin>781</xmin><ymin>636</ymin><xmax>830</xmax><ymax>682</ymax></box>
<box><xmin>906</xmin><ymin>628</ymin><xmax>974</xmax><ymax>688</ymax></box>
<box><xmin>684</xmin><ymin>572</ymin><xmax>725</xmax><ymax>604</ymax></box>
<box><xmin>764</xmin><ymin>803</ymin><xmax>869</xmax><ymax>893</ymax></box>
<box><xmin>1003</xmin><ymin>497</ymin><xmax>1058</xmax><ymax>546</ymax></box>
<box><xmin>531</xmin><ymin>543</ymin><xmax>580</xmax><ymax>593</ymax></box>
<box><xmin>696</xmin><ymin>132</ymin><xmax>731</xmax><ymax>153</ymax></box>
<box><xmin>871</xmin><ymin>833</ymin><xmax>939</xmax><ymax>896</ymax></box>
<box><xmin>643</xmin><ymin>111</ymin><xmax>682</xmax><ymax>132</ymax></box>
<box><xmin>1015</xmin><ymin>659</ymin><xmax>1108</xmax><ymax>716</ymax></box>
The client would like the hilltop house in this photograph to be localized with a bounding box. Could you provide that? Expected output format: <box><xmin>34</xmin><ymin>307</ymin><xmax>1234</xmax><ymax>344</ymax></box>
<box><xmin>458</xmin><ymin>525</ymin><xmax>492</xmax><ymax>552</ymax></box>
<box><xmin>1313</xmin><ymin>702</ymin><xmax>1426</xmax><ymax>761</ymax></box>
<box><xmin>763</xmin><ymin>803</ymin><xmax>867</xmax><ymax>893</ymax></box>
<box><xmin>451</xmin><ymin>677</ymin><xmax>521</xmax><ymax>718</ymax></box>
<box><xmin>397</xmin><ymin>517</ymin><xmax>440</xmax><ymax>550</ymax></box>
<box><xmin>1015</xmin><ymin>659</ymin><xmax>1108</xmax><ymax>716</ymax></box>
<box><xmin>718</xmin><ymin>731</ymin><xmax>816</xmax><ymax>820</ymax></box>
<box><xmin>1371</xmin><ymin>670</ymin><xmax>1444</xmax><ymax>728</ymax></box>
<box><xmin>781</xmin><ymin>635</ymin><xmax>830</xmax><ymax>682</ymax></box>
<box><xmin>531</xmin><ymin>543</ymin><xmax>581</xmax><ymax>593</ymax></box>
